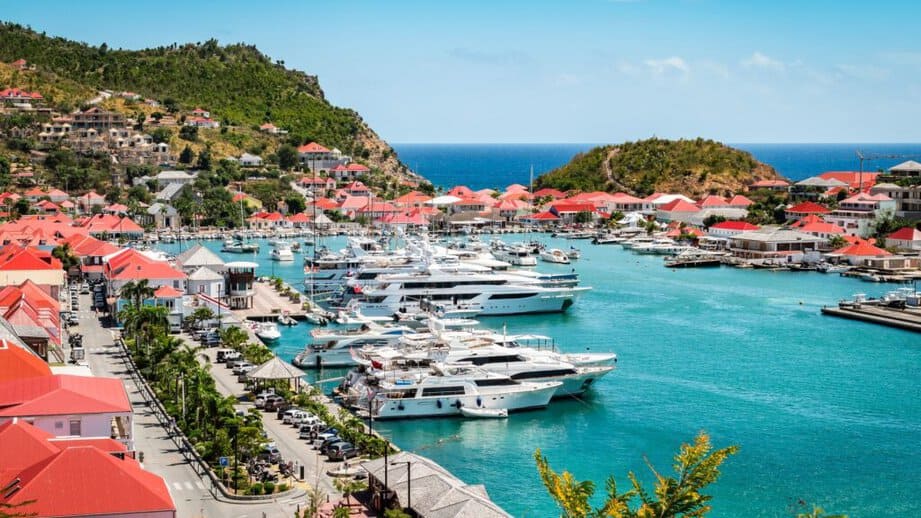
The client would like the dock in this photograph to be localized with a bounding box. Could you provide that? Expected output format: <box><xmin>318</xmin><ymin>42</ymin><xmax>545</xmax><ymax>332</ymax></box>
<box><xmin>232</xmin><ymin>279</ymin><xmax>306</xmax><ymax>321</ymax></box>
<box><xmin>821</xmin><ymin>303</ymin><xmax>921</xmax><ymax>333</ymax></box>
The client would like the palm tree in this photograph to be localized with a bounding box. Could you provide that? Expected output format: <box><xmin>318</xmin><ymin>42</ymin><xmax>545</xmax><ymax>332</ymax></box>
<box><xmin>119</xmin><ymin>279</ymin><xmax>155</xmax><ymax>310</ymax></box>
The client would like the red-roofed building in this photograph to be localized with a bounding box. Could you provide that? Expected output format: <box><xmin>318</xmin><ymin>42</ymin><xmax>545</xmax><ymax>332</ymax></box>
<box><xmin>825</xmin><ymin>192</ymin><xmax>897</xmax><ymax>237</ymax></box>
<box><xmin>0</xmin><ymin>88</ymin><xmax>43</xmax><ymax>104</ymax></box>
<box><xmin>0</xmin><ymin>340</ymin><xmax>51</xmax><ymax>383</ymax></box>
<box><xmin>522</xmin><ymin>211</ymin><xmax>560</xmax><ymax>225</ymax></box>
<box><xmin>549</xmin><ymin>202</ymin><xmax>597</xmax><ymax>223</ymax></box>
<box><xmin>697</xmin><ymin>195</ymin><xmax>729</xmax><ymax>208</ymax></box>
<box><xmin>887</xmin><ymin>227</ymin><xmax>921</xmax><ymax>251</ymax></box>
<box><xmin>79</xmin><ymin>213</ymin><xmax>144</xmax><ymax>238</ymax></box>
<box><xmin>11</xmin><ymin>59</ymin><xmax>28</xmax><ymax>70</ymax></box>
<box><xmin>299</xmin><ymin>175</ymin><xmax>337</xmax><ymax>192</ymax></box>
<box><xmin>0</xmin><ymin>435</ymin><xmax>175</xmax><ymax>518</ymax></box>
<box><xmin>246</xmin><ymin>211</ymin><xmax>289</xmax><ymax>230</ymax></box>
<box><xmin>785</xmin><ymin>201</ymin><xmax>830</xmax><ymax>221</ymax></box>
<box><xmin>454</xmin><ymin>196</ymin><xmax>490</xmax><ymax>213</ymax></box>
<box><xmin>32</xmin><ymin>199</ymin><xmax>60</xmax><ymax>214</ymax></box>
<box><xmin>358</xmin><ymin>201</ymin><xmax>400</xmax><ymax>219</ymax></box>
<box><xmin>46</xmin><ymin>188</ymin><xmax>70</xmax><ymax>203</ymax></box>
<box><xmin>0</xmin><ymin>245</ymin><xmax>65</xmax><ymax>298</ymax></box>
<box><xmin>795</xmin><ymin>217</ymin><xmax>846</xmax><ymax>239</ymax></box>
<box><xmin>298</xmin><ymin>142</ymin><xmax>347</xmax><ymax>172</ymax></box>
<box><xmin>727</xmin><ymin>194</ymin><xmax>754</xmax><ymax>208</ymax></box>
<box><xmin>104</xmin><ymin>249</ymin><xmax>186</xmax><ymax>304</ymax></box>
<box><xmin>337</xmin><ymin>196</ymin><xmax>370</xmax><ymax>216</ymax></box>
<box><xmin>819</xmin><ymin>171</ymin><xmax>880</xmax><ymax>191</ymax></box>
<box><xmin>656</xmin><ymin>199</ymin><xmax>700</xmax><ymax>223</ymax></box>
<box><xmin>533</xmin><ymin>188</ymin><xmax>566</xmax><ymax>200</ymax></box>
<box><xmin>76</xmin><ymin>190</ymin><xmax>106</xmax><ymax>213</ymax></box>
<box><xmin>447</xmin><ymin>186</ymin><xmax>476</xmax><ymax>199</ymax></box>
<box><xmin>831</xmin><ymin>238</ymin><xmax>891</xmax><ymax>265</ymax></box>
<box><xmin>24</xmin><ymin>187</ymin><xmax>46</xmax><ymax>201</ymax></box>
<box><xmin>0</xmin><ymin>280</ymin><xmax>62</xmax><ymax>359</ymax></box>
<box><xmin>707</xmin><ymin>220</ymin><xmax>761</xmax><ymax>238</ymax></box>
<box><xmin>393</xmin><ymin>191</ymin><xmax>433</xmax><ymax>208</ymax></box>
<box><xmin>259</xmin><ymin>122</ymin><xmax>286</xmax><ymax>135</ymax></box>
<box><xmin>0</xmin><ymin>374</ymin><xmax>133</xmax><ymax>447</ymax></box>
<box><xmin>378</xmin><ymin>209</ymin><xmax>429</xmax><ymax>227</ymax></box>
<box><xmin>331</xmin><ymin>162</ymin><xmax>371</xmax><ymax>181</ymax></box>
<box><xmin>62</xmin><ymin>234</ymin><xmax>121</xmax><ymax>279</ymax></box>
<box><xmin>344</xmin><ymin>181</ymin><xmax>371</xmax><ymax>197</ymax></box>
<box><xmin>287</xmin><ymin>212</ymin><xmax>313</xmax><ymax>228</ymax></box>
<box><xmin>310</xmin><ymin>197</ymin><xmax>340</xmax><ymax>211</ymax></box>
<box><xmin>103</xmin><ymin>203</ymin><xmax>129</xmax><ymax>214</ymax></box>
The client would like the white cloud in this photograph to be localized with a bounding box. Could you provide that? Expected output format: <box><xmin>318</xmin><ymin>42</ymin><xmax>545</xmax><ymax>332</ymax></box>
<box><xmin>741</xmin><ymin>51</ymin><xmax>785</xmax><ymax>71</ymax></box>
<box><xmin>644</xmin><ymin>56</ymin><xmax>689</xmax><ymax>75</ymax></box>
<box><xmin>700</xmin><ymin>60</ymin><xmax>730</xmax><ymax>80</ymax></box>
<box><xmin>835</xmin><ymin>64</ymin><xmax>890</xmax><ymax>81</ymax></box>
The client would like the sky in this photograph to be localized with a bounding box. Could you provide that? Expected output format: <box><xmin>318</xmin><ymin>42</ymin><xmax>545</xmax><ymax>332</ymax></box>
<box><xmin>4</xmin><ymin>0</ymin><xmax>921</xmax><ymax>143</ymax></box>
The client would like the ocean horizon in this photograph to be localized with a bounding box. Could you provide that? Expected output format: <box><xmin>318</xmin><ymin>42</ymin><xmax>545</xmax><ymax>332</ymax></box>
<box><xmin>393</xmin><ymin>142</ymin><xmax>921</xmax><ymax>190</ymax></box>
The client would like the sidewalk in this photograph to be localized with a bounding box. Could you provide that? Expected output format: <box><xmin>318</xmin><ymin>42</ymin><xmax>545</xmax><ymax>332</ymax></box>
<box><xmin>78</xmin><ymin>295</ymin><xmax>309</xmax><ymax>518</ymax></box>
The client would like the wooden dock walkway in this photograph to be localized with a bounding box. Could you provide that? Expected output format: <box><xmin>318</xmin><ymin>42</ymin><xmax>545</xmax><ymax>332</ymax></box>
<box><xmin>232</xmin><ymin>280</ymin><xmax>306</xmax><ymax>321</ymax></box>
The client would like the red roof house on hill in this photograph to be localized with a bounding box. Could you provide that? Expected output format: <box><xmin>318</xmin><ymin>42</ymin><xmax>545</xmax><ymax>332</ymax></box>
<box><xmin>297</xmin><ymin>142</ymin><xmax>331</xmax><ymax>154</ymax></box>
<box><xmin>819</xmin><ymin>171</ymin><xmax>880</xmax><ymax>190</ymax></box>
<box><xmin>0</xmin><ymin>245</ymin><xmax>65</xmax><ymax>298</ymax></box>
<box><xmin>697</xmin><ymin>195</ymin><xmax>729</xmax><ymax>208</ymax></box>
<box><xmin>727</xmin><ymin>194</ymin><xmax>754</xmax><ymax>208</ymax></box>
<box><xmin>832</xmin><ymin>238</ymin><xmax>890</xmax><ymax>265</ymax></box>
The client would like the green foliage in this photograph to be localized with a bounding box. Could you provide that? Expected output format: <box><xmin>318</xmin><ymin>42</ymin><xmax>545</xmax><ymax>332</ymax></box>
<box><xmin>263</xmin><ymin>481</ymin><xmax>275</xmax><ymax>494</ymax></box>
<box><xmin>0</xmin><ymin>23</ymin><xmax>387</xmax><ymax>159</ymax></box>
<box><xmin>179</xmin><ymin>145</ymin><xmax>194</xmax><ymax>164</ymax></box>
<box><xmin>383</xmin><ymin>509</ymin><xmax>412</xmax><ymax>518</ymax></box>
<box><xmin>179</xmin><ymin>125</ymin><xmax>199</xmax><ymax>141</ymax></box>
<box><xmin>244</xmin><ymin>178</ymin><xmax>296</xmax><ymax>209</ymax></box>
<box><xmin>535</xmin><ymin>432</ymin><xmax>738</xmax><ymax>518</ymax></box>
<box><xmin>51</xmin><ymin>243</ymin><xmax>79</xmax><ymax>272</ymax></box>
<box><xmin>537</xmin><ymin>138</ymin><xmax>772</xmax><ymax>197</ymax></box>
<box><xmin>150</xmin><ymin>127</ymin><xmax>172</xmax><ymax>144</ymax></box>
<box><xmin>249</xmin><ymin>482</ymin><xmax>263</xmax><ymax>495</ymax></box>
<box><xmin>277</xmin><ymin>143</ymin><xmax>298</xmax><ymax>171</ymax></box>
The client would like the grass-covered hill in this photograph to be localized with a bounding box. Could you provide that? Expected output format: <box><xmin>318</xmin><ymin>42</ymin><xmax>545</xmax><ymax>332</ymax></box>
<box><xmin>0</xmin><ymin>22</ymin><xmax>413</xmax><ymax>179</ymax></box>
<box><xmin>536</xmin><ymin>138</ymin><xmax>782</xmax><ymax>197</ymax></box>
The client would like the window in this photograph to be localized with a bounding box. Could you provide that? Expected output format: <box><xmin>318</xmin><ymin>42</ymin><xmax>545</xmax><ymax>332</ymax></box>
<box><xmin>54</xmin><ymin>421</ymin><xmax>64</xmax><ymax>430</ymax></box>
<box><xmin>69</xmin><ymin>419</ymin><xmax>81</xmax><ymax>436</ymax></box>
<box><xmin>420</xmin><ymin>386</ymin><xmax>466</xmax><ymax>397</ymax></box>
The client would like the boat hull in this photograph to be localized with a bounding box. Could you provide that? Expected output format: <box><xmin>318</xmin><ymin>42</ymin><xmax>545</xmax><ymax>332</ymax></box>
<box><xmin>373</xmin><ymin>382</ymin><xmax>560</xmax><ymax>419</ymax></box>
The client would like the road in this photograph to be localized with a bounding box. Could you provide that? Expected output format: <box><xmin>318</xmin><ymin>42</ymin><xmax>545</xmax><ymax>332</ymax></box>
<box><xmin>77</xmin><ymin>294</ymin><xmax>313</xmax><ymax>518</ymax></box>
<box><xmin>195</xmin><ymin>344</ymin><xmax>342</xmax><ymax>499</ymax></box>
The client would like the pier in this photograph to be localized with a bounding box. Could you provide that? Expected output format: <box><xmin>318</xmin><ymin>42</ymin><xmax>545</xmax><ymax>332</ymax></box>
<box><xmin>232</xmin><ymin>279</ymin><xmax>307</xmax><ymax>321</ymax></box>
<box><xmin>821</xmin><ymin>303</ymin><xmax>921</xmax><ymax>333</ymax></box>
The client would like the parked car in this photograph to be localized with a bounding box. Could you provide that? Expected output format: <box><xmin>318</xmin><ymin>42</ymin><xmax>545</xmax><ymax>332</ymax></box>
<box><xmin>263</xmin><ymin>395</ymin><xmax>285</xmax><ymax>411</ymax></box>
<box><xmin>327</xmin><ymin>442</ymin><xmax>360</xmax><ymax>461</ymax></box>
<box><xmin>257</xmin><ymin>445</ymin><xmax>281</xmax><ymax>464</ymax></box>
<box><xmin>232</xmin><ymin>362</ymin><xmax>254</xmax><ymax>375</ymax></box>
<box><xmin>299</xmin><ymin>423</ymin><xmax>322</xmax><ymax>439</ymax></box>
<box><xmin>274</xmin><ymin>403</ymin><xmax>292</xmax><ymax>419</ymax></box>
<box><xmin>253</xmin><ymin>390</ymin><xmax>276</xmax><ymax>408</ymax></box>
<box><xmin>215</xmin><ymin>349</ymin><xmax>236</xmax><ymax>363</ymax></box>
<box><xmin>282</xmin><ymin>409</ymin><xmax>305</xmax><ymax>425</ymax></box>
<box><xmin>321</xmin><ymin>439</ymin><xmax>348</xmax><ymax>456</ymax></box>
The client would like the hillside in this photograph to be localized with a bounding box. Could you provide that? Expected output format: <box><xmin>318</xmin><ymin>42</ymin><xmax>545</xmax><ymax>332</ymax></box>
<box><xmin>536</xmin><ymin>138</ymin><xmax>782</xmax><ymax>197</ymax></box>
<box><xmin>0</xmin><ymin>22</ymin><xmax>416</xmax><ymax>181</ymax></box>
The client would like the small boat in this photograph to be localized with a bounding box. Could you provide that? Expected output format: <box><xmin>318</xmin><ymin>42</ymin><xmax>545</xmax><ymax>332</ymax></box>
<box><xmin>305</xmin><ymin>312</ymin><xmax>328</xmax><ymax>326</ymax></box>
<box><xmin>592</xmin><ymin>235</ymin><xmax>623</xmax><ymax>245</ymax></box>
<box><xmin>460</xmin><ymin>407</ymin><xmax>509</xmax><ymax>419</ymax></box>
<box><xmin>566</xmin><ymin>247</ymin><xmax>581</xmax><ymax>260</ymax></box>
<box><xmin>277</xmin><ymin>312</ymin><xmax>297</xmax><ymax>326</ymax></box>
<box><xmin>539</xmin><ymin>248</ymin><xmax>571</xmax><ymax>264</ymax></box>
<box><xmin>255</xmin><ymin>322</ymin><xmax>281</xmax><ymax>342</ymax></box>
<box><xmin>270</xmin><ymin>241</ymin><xmax>295</xmax><ymax>262</ymax></box>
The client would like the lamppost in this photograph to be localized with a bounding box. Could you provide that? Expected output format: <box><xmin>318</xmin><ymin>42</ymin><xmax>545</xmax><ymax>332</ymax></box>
<box><xmin>390</xmin><ymin>460</ymin><xmax>412</xmax><ymax>514</ymax></box>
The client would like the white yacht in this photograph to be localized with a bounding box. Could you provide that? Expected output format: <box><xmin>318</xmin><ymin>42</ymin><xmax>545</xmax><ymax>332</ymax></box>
<box><xmin>341</xmin><ymin>268</ymin><xmax>588</xmax><ymax>317</ymax></box>
<box><xmin>292</xmin><ymin>323</ymin><xmax>416</xmax><ymax>368</ymax></box>
<box><xmin>493</xmin><ymin>244</ymin><xmax>537</xmax><ymax>267</ymax></box>
<box><xmin>539</xmin><ymin>248</ymin><xmax>571</xmax><ymax>264</ymax></box>
<box><xmin>254</xmin><ymin>322</ymin><xmax>281</xmax><ymax>342</ymax></box>
<box><xmin>359</xmin><ymin>364</ymin><xmax>561</xmax><ymax>419</ymax></box>
<box><xmin>270</xmin><ymin>241</ymin><xmax>295</xmax><ymax>262</ymax></box>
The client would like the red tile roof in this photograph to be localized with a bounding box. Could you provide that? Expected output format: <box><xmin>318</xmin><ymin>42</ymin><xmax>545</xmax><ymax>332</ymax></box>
<box><xmin>347</xmin><ymin>163</ymin><xmax>370</xmax><ymax>171</ymax></box>
<box><xmin>819</xmin><ymin>171</ymin><xmax>880</xmax><ymax>190</ymax></box>
<box><xmin>797</xmin><ymin>220</ymin><xmax>846</xmax><ymax>235</ymax></box>
<box><xmin>786</xmin><ymin>201</ymin><xmax>830</xmax><ymax>214</ymax></box>
<box><xmin>709</xmin><ymin>221</ymin><xmax>760</xmax><ymax>231</ymax></box>
<box><xmin>751</xmin><ymin>179</ymin><xmax>790</xmax><ymax>188</ymax></box>
<box><xmin>658</xmin><ymin>199</ymin><xmax>700</xmax><ymax>213</ymax></box>
<box><xmin>297</xmin><ymin>142</ymin><xmax>331</xmax><ymax>153</ymax></box>
<box><xmin>532</xmin><ymin>188</ymin><xmax>566</xmax><ymax>199</ymax></box>
<box><xmin>888</xmin><ymin>227</ymin><xmax>921</xmax><ymax>242</ymax></box>
<box><xmin>287</xmin><ymin>212</ymin><xmax>312</xmax><ymax>223</ymax></box>
<box><xmin>0</xmin><ymin>340</ymin><xmax>51</xmax><ymax>383</ymax></box>
<box><xmin>550</xmin><ymin>202</ymin><xmax>596</xmax><ymax>213</ymax></box>
<box><xmin>728</xmin><ymin>194</ymin><xmax>753</xmax><ymax>207</ymax></box>
<box><xmin>525</xmin><ymin>211</ymin><xmax>560</xmax><ymax>221</ymax></box>
<box><xmin>833</xmin><ymin>239</ymin><xmax>891</xmax><ymax>257</ymax></box>
<box><xmin>0</xmin><ymin>374</ymin><xmax>130</xmax><ymax>417</ymax></box>
<box><xmin>105</xmin><ymin>249</ymin><xmax>185</xmax><ymax>281</ymax></box>
<box><xmin>153</xmin><ymin>285</ymin><xmax>183</xmax><ymax>298</ymax></box>
<box><xmin>0</xmin><ymin>245</ymin><xmax>62</xmax><ymax>271</ymax></box>
<box><xmin>697</xmin><ymin>195</ymin><xmax>728</xmax><ymax>207</ymax></box>
<box><xmin>1</xmin><ymin>446</ymin><xmax>174</xmax><ymax>517</ymax></box>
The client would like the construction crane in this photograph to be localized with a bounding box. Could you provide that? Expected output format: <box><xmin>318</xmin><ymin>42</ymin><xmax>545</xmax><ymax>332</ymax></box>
<box><xmin>855</xmin><ymin>150</ymin><xmax>921</xmax><ymax>191</ymax></box>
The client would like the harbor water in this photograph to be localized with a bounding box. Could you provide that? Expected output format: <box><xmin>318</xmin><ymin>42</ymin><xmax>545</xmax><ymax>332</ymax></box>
<box><xmin>159</xmin><ymin>235</ymin><xmax>920</xmax><ymax>517</ymax></box>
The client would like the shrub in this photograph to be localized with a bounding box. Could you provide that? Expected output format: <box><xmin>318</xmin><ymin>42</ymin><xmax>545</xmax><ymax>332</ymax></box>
<box><xmin>249</xmin><ymin>482</ymin><xmax>263</xmax><ymax>495</ymax></box>
<box><xmin>263</xmin><ymin>481</ymin><xmax>275</xmax><ymax>494</ymax></box>
<box><xmin>277</xmin><ymin>483</ymin><xmax>288</xmax><ymax>492</ymax></box>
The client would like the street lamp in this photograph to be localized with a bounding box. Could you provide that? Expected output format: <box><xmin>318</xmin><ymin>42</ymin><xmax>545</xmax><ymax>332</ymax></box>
<box><xmin>390</xmin><ymin>460</ymin><xmax>412</xmax><ymax>514</ymax></box>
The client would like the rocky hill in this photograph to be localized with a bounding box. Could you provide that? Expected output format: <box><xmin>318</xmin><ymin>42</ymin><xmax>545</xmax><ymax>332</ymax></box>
<box><xmin>0</xmin><ymin>22</ymin><xmax>418</xmax><ymax>183</ymax></box>
<box><xmin>536</xmin><ymin>138</ymin><xmax>782</xmax><ymax>197</ymax></box>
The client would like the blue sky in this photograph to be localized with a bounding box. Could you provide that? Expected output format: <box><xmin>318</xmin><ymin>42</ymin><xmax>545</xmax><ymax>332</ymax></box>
<box><xmin>4</xmin><ymin>1</ymin><xmax>921</xmax><ymax>143</ymax></box>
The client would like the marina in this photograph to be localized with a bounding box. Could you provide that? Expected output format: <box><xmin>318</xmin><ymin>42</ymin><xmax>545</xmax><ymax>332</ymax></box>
<box><xmin>157</xmin><ymin>231</ymin><xmax>921</xmax><ymax>518</ymax></box>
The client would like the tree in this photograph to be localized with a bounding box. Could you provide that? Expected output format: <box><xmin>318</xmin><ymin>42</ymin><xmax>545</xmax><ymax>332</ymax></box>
<box><xmin>51</xmin><ymin>244</ymin><xmax>80</xmax><ymax>273</ymax></box>
<box><xmin>179</xmin><ymin>145</ymin><xmax>194</xmax><ymax>164</ymax></box>
<box><xmin>277</xmin><ymin>144</ymin><xmax>298</xmax><ymax>171</ymax></box>
<box><xmin>702</xmin><ymin>215</ymin><xmax>726</xmax><ymax>229</ymax></box>
<box><xmin>574</xmin><ymin>211</ymin><xmax>594</xmax><ymax>224</ymax></box>
<box><xmin>196</xmin><ymin>148</ymin><xmax>212</xmax><ymax>171</ymax></box>
<box><xmin>284</xmin><ymin>195</ymin><xmax>305</xmax><ymax>214</ymax></box>
<box><xmin>535</xmin><ymin>432</ymin><xmax>738</xmax><ymax>518</ymax></box>
<box><xmin>827</xmin><ymin>235</ymin><xmax>847</xmax><ymax>250</ymax></box>
<box><xmin>179</xmin><ymin>125</ymin><xmax>199</xmax><ymax>141</ymax></box>
<box><xmin>150</xmin><ymin>128</ymin><xmax>171</xmax><ymax>144</ymax></box>
<box><xmin>119</xmin><ymin>279</ymin><xmax>155</xmax><ymax>309</ymax></box>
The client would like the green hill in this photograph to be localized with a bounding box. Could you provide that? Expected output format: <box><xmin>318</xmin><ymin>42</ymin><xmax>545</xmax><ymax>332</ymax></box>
<box><xmin>536</xmin><ymin>138</ymin><xmax>782</xmax><ymax>197</ymax></box>
<box><xmin>0</xmin><ymin>22</ymin><xmax>413</xmax><ymax>180</ymax></box>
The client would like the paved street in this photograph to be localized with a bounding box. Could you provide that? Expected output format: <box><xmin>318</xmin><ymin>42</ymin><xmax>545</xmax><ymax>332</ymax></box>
<box><xmin>197</xmin><ymin>345</ymin><xmax>342</xmax><ymax>499</ymax></box>
<box><xmin>77</xmin><ymin>294</ymin><xmax>314</xmax><ymax>518</ymax></box>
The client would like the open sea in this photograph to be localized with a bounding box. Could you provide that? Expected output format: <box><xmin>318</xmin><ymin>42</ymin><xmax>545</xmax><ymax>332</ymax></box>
<box><xmin>160</xmin><ymin>143</ymin><xmax>921</xmax><ymax>517</ymax></box>
<box><xmin>393</xmin><ymin>142</ymin><xmax>921</xmax><ymax>190</ymax></box>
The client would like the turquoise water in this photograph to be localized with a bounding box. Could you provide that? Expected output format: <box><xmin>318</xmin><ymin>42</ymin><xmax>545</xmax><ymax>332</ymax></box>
<box><xmin>162</xmin><ymin>236</ymin><xmax>920</xmax><ymax>517</ymax></box>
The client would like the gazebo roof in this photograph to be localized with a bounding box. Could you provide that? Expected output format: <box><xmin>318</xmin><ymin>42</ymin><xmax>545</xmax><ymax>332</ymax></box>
<box><xmin>247</xmin><ymin>356</ymin><xmax>306</xmax><ymax>380</ymax></box>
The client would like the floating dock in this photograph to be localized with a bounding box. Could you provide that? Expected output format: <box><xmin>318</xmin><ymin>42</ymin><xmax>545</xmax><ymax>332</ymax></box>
<box><xmin>821</xmin><ymin>303</ymin><xmax>921</xmax><ymax>333</ymax></box>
